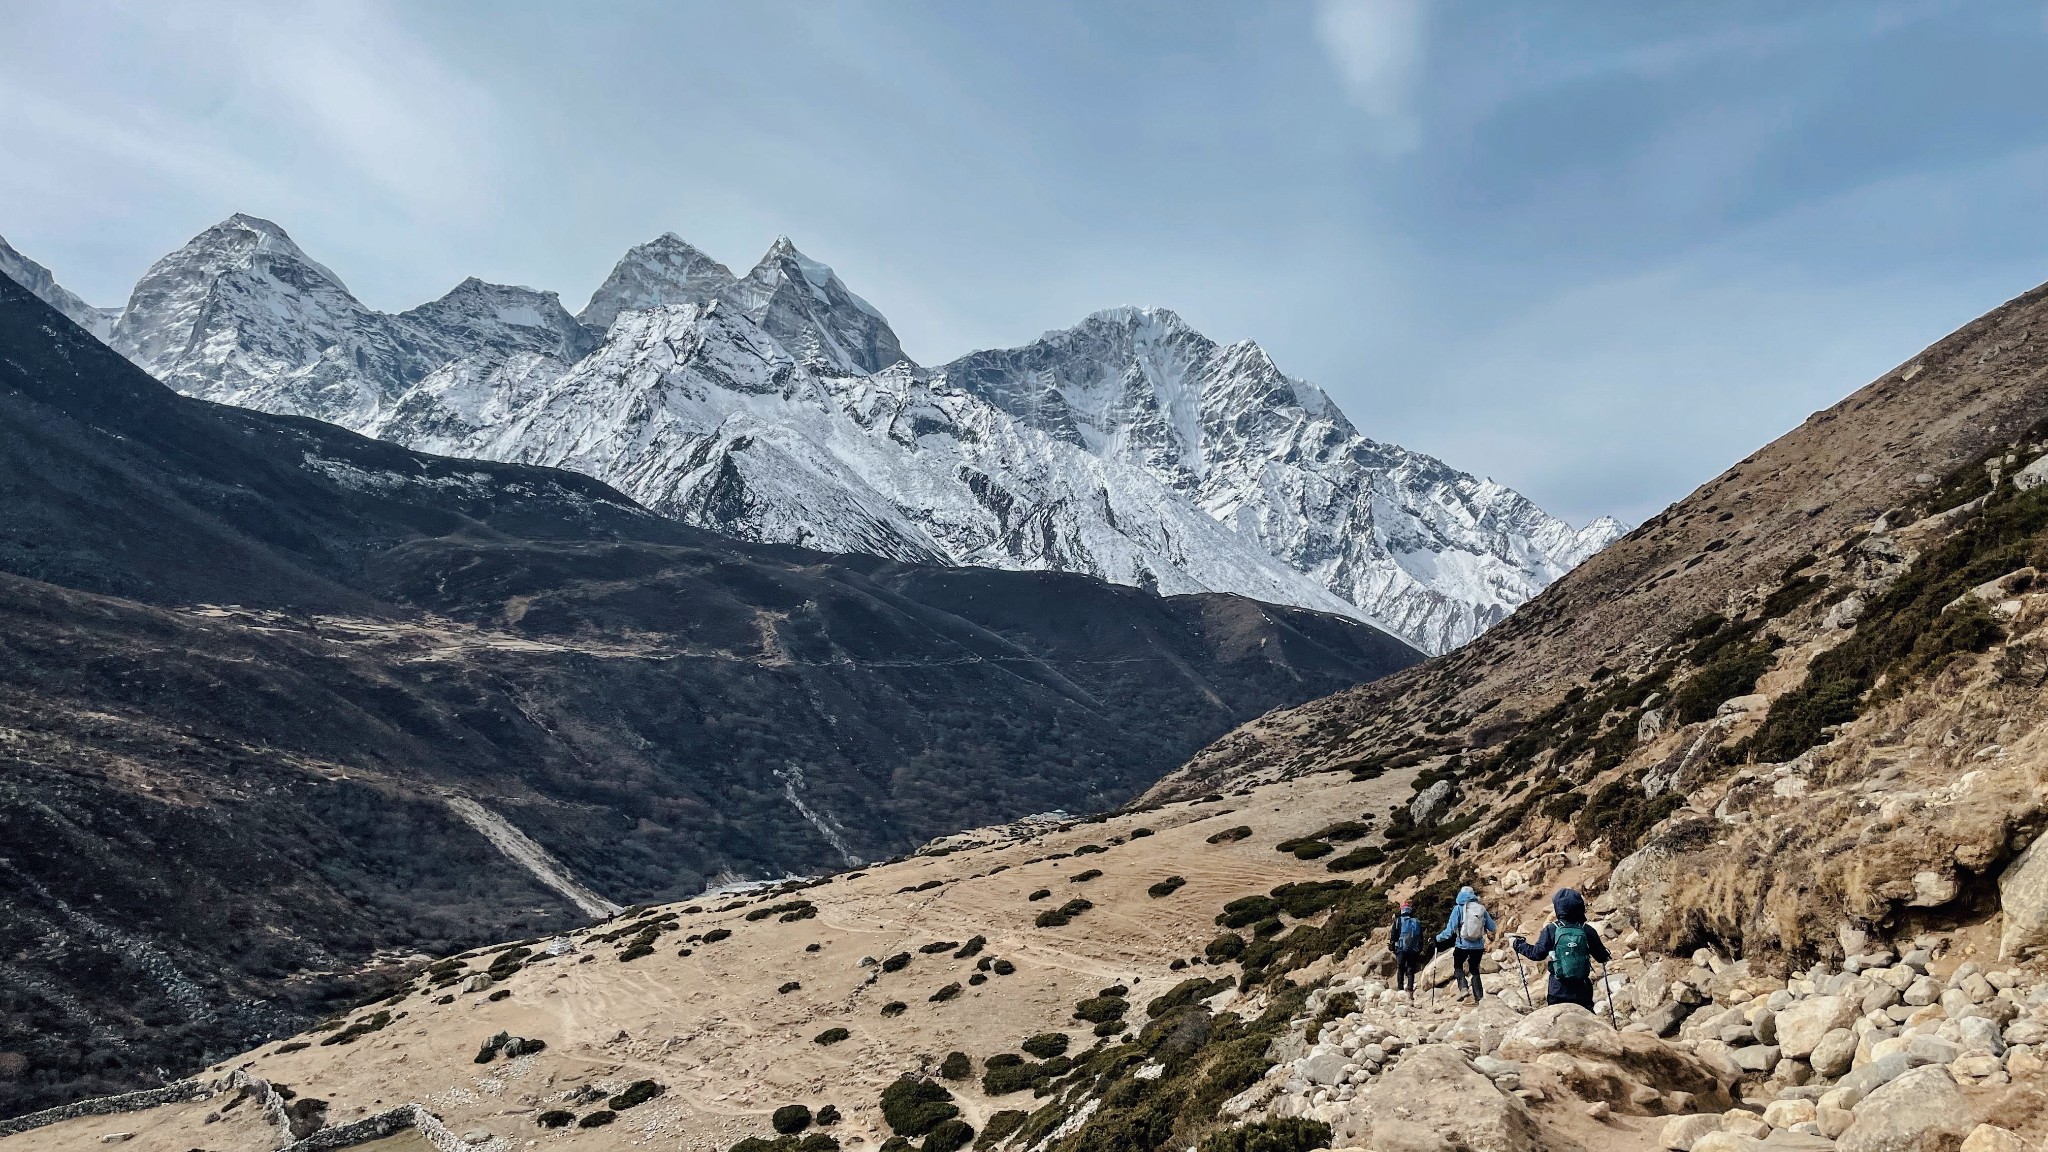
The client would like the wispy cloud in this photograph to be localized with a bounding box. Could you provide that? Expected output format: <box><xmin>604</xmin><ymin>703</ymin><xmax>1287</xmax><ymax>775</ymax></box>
<box><xmin>1313</xmin><ymin>0</ymin><xmax>1429</xmax><ymax>153</ymax></box>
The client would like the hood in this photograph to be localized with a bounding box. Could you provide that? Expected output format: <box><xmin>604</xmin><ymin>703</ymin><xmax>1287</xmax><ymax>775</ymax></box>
<box><xmin>1456</xmin><ymin>886</ymin><xmax>1476</xmax><ymax>905</ymax></box>
<box><xmin>1553</xmin><ymin>887</ymin><xmax>1586</xmax><ymax>923</ymax></box>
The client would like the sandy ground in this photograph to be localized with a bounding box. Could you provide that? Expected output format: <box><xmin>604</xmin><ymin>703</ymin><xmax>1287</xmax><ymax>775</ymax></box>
<box><xmin>9</xmin><ymin>767</ymin><xmax>1427</xmax><ymax>1152</ymax></box>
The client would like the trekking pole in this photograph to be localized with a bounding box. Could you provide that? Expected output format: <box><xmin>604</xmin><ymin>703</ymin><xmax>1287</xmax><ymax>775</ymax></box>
<box><xmin>1599</xmin><ymin>961</ymin><xmax>1619</xmax><ymax>1028</ymax></box>
<box><xmin>1509</xmin><ymin>936</ymin><xmax>1534</xmax><ymax>1010</ymax></box>
<box><xmin>1428</xmin><ymin>944</ymin><xmax>1439</xmax><ymax>1006</ymax></box>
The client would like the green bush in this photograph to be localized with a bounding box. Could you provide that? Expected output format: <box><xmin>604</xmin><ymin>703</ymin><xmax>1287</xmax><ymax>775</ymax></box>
<box><xmin>991</xmin><ymin>959</ymin><xmax>1016</xmax><ymax>976</ymax></box>
<box><xmin>1071</xmin><ymin>869</ymin><xmax>1103</xmax><ymax>883</ymax></box>
<box><xmin>1670</xmin><ymin>642</ymin><xmax>1777</xmax><ymax>724</ymax></box>
<box><xmin>702</xmin><ymin>928</ymin><xmax>732</xmax><ymax>943</ymax></box>
<box><xmin>1148</xmin><ymin>875</ymin><xmax>1188</xmax><ymax>897</ymax></box>
<box><xmin>816</xmin><ymin>1105</ymin><xmax>841</xmax><ymax>1126</ymax></box>
<box><xmin>939</xmin><ymin>1051</ymin><xmax>973</xmax><ymax>1080</ymax></box>
<box><xmin>1145</xmin><ymin>976</ymin><xmax>1233</xmax><ymax>1018</ymax></box>
<box><xmin>922</xmin><ymin>1119</ymin><xmax>975</xmax><ymax>1152</ymax></box>
<box><xmin>953</xmin><ymin>936</ymin><xmax>986</xmax><ymax>959</ymax></box>
<box><xmin>1270</xmin><ymin>880</ymin><xmax>1351</xmax><ymax>918</ymax></box>
<box><xmin>778</xmin><ymin>981</ymin><xmax>800</xmax><ymax>994</ymax></box>
<box><xmin>1312</xmin><ymin>820</ymin><xmax>1373</xmax><ymax>842</ymax></box>
<box><xmin>1251</xmin><ymin>917</ymin><xmax>1284</xmax><ymax>938</ymax></box>
<box><xmin>881</xmin><ymin>1001</ymin><xmax>907</xmax><ymax>1017</ymax></box>
<box><xmin>1205</xmin><ymin>825</ymin><xmax>1252</xmax><ymax>844</ymax></box>
<box><xmin>1028</xmin><ymin>889</ymin><xmax>1052</xmax><ymax>901</ymax></box>
<box><xmin>1021</xmin><ymin>1032</ymin><xmax>1070</xmax><ymax>1059</ymax></box>
<box><xmin>814</xmin><ymin>1027</ymin><xmax>850</xmax><ymax>1045</ymax></box>
<box><xmin>537</xmin><ymin>1111</ymin><xmax>574</xmax><ymax>1128</ymax></box>
<box><xmin>1215</xmin><ymin>896</ymin><xmax>1279</xmax><ymax>929</ymax></box>
<box><xmin>1198</xmin><ymin>1118</ymin><xmax>1332</xmax><ymax>1152</ymax></box>
<box><xmin>974</xmin><ymin>1110</ymin><xmax>1028</xmax><ymax>1149</ymax></box>
<box><xmin>930</xmin><ymin>983</ymin><xmax>963</xmax><ymax>1003</ymax></box>
<box><xmin>1324</xmin><ymin>846</ymin><xmax>1384</xmax><ymax>873</ymax></box>
<box><xmin>1288</xmin><ymin>841</ymin><xmax>1332</xmax><ymax>860</ymax></box>
<box><xmin>610</xmin><ymin>1080</ymin><xmax>665</xmax><ymax>1110</ymax></box>
<box><xmin>578</xmin><ymin>1111</ymin><xmax>616</xmax><ymax>1129</ymax></box>
<box><xmin>1204</xmin><ymin>933</ymin><xmax>1246</xmax><ymax>963</ymax></box>
<box><xmin>773</xmin><ymin>1105</ymin><xmax>813</xmax><ymax>1135</ymax></box>
<box><xmin>1574</xmin><ymin>779</ymin><xmax>1685</xmax><ymax>856</ymax></box>
<box><xmin>879</xmin><ymin>1076</ymin><xmax>959</xmax><ymax>1137</ymax></box>
<box><xmin>1035</xmin><ymin>899</ymin><xmax>1093</xmax><ymax>928</ymax></box>
<box><xmin>1093</xmin><ymin>1019</ymin><xmax>1128</xmax><ymax>1037</ymax></box>
<box><xmin>919</xmin><ymin>941</ymin><xmax>960</xmax><ymax>954</ymax></box>
<box><xmin>1072</xmin><ymin>995</ymin><xmax>1128</xmax><ymax>1023</ymax></box>
<box><xmin>882</xmin><ymin>952</ymin><xmax>912</xmax><ymax>972</ymax></box>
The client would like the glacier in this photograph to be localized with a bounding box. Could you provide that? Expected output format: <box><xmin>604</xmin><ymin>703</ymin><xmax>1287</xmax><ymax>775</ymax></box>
<box><xmin>2</xmin><ymin>217</ymin><xmax>1627</xmax><ymax>653</ymax></box>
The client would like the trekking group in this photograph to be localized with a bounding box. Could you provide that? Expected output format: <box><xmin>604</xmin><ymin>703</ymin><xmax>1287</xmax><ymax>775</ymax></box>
<box><xmin>1387</xmin><ymin>885</ymin><xmax>1612</xmax><ymax>1014</ymax></box>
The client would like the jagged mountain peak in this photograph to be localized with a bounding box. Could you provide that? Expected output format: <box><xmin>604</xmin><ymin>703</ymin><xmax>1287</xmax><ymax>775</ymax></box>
<box><xmin>577</xmin><ymin>233</ymin><xmax>740</xmax><ymax>333</ymax></box>
<box><xmin>736</xmin><ymin>236</ymin><xmax>908</xmax><ymax>374</ymax></box>
<box><xmin>400</xmin><ymin>276</ymin><xmax>597</xmax><ymax>363</ymax></box>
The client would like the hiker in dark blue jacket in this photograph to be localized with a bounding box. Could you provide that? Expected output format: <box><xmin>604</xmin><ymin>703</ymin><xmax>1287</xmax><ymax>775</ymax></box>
<box><xmin>1512</xmin><ymin>888</ymin><xmax>1610</xmax><ymax>1011</ymax></box>
<box><xmin>1435</xmin><ymin>886</ymin><xmax>1496</xmax><ymax>1001</ymax></box>
<box><xmin>1387</xmin><ymin>900</ymin><xmax>1424</xmax><ymax>997</ymax></box>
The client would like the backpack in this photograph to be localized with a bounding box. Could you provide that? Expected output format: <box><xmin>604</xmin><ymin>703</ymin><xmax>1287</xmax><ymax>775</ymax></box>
<box><xmin>1456</xmin><ymin>901</ymin><xmax>1488</xmax><ymax>946</ymax></box>
<box><xmin>1552</xmin><ymin>922</ymin><xmax>1592</xmax><ymax>980</ymax></box>
<box><xmin>1396</xmin><ymin>915</ymin><xmax>1422</xmax><ymax>955</ymax></box>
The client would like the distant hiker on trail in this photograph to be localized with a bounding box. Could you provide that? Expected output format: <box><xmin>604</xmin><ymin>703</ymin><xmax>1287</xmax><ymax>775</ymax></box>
<box><xmin>1389</xmin><ymin>900</ymin><xmax>1425</xmax><ymax>998</ymax></box>
<box><xmin>1435</xmin><ymin>885</ymin><xmax>1496</xmax><ymax>1001</ymax></box>
<box><xmin>1511</xmin><ymin>887</ymin><xmax>1611</xmax><ymax>1011</ymax></box>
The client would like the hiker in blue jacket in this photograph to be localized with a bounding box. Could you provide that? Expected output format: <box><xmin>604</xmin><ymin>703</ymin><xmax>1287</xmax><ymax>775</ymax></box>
<box><xmin>1511</xmin><ymin>888</ymin><xmax>1610</xmax><ymax>1011</ymax></box>
<box><xmin>1435</xmin><ymin>886</ymin><xmax>1496</xmax><ymax>1001</ymax></box>
<box><xmin>1387</xmin><ymin>900</ymin><xmax>1425</xmax><ymax>998</ymax></box>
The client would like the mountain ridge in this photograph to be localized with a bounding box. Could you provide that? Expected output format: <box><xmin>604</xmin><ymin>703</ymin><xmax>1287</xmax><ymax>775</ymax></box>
<box><xmin>4</xmin><ymin>219</ymin><xmax>1624</xmax><ymax>653</ymax></box>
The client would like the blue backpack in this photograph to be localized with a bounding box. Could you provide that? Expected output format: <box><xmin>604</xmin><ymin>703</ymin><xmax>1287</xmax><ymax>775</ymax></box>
<box><xmin>1395</xmin><ymin>915</ymin><xmax>1422</xmax><ymax>955</ymax></box>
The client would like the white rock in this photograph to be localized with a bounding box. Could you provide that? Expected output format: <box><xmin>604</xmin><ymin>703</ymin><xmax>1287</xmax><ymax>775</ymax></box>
<box><xmin>1838</xmin><ymin>1066</ymin><xmax>1971</xmax><ymax>1152</ymax></box>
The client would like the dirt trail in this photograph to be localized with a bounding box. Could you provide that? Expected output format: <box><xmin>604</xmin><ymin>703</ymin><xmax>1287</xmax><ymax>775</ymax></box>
<box><xmin>443</xmin><ymin>796</ymin><xmax>621</xmax><ymax>919</ymax></box>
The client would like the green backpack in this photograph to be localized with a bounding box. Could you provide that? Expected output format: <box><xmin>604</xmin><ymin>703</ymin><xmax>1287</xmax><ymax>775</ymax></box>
<box><xmin>1552</xmin><ymin>923</ymin><xmax>1592</xmax><ymax>980</ymax></box>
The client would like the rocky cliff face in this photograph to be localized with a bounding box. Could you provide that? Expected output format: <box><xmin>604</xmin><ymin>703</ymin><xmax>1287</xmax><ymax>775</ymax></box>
<box><xmin>31</xmin><ymin>217</ymin><xmax>1621</xmax><ymax>653</ymax></box>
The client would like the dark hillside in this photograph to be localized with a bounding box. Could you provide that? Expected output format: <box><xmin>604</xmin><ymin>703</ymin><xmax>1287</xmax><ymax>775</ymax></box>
<box><xmin>0</xmin><ymin>277</ymin><xmax>1419</xmax><ymax>1118</ymax></box>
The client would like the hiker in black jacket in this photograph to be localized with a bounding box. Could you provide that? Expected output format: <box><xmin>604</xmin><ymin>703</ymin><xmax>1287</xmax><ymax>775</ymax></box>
<box><xmin>1511</xmin><ymin>888</ymin><xmax>1609</xmax><ymax>1011</ymax></box>
<box><xmin>1387</xmin><ymin>900</ymin><xmax>1424</xmax><ymax>997</ymax></box>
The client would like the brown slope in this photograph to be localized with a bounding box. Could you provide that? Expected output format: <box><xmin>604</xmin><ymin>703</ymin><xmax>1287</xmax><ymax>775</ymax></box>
<box><xmin>1156</xmin><ymin>278</ymin><xmax>2048</xmax><ymax>796</ymax></box>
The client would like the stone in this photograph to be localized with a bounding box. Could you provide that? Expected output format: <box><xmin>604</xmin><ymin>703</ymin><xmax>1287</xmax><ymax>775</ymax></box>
<box><xmin>461</xmin><ymin>1131</ymin><xmax>493</xmax><ymax>1145</ymax></box>
<box><xmin>1763</xmin><ymin>1134</ymin><xmax>1842</xmax><ymax>1152</ymax></box>
<box><xmin>1586</xmin><ymin>1102</ymin><xmax>1611</xmax><ymax>1120</ymax></box>
<box><xmin>99</xmin><ymin>1137</ymin><xmax>135</xmax><ymax>1146</ymax></box>
<box><xmin>1647</xmin><ymin>1001</ymin><xmax>1694</xmax><ymax>1038</ymax></box>
<box><xmin>1837</xmin><ymin>1066</ymin><xmax>1971</xmax><ymax>1152</ymax></box>
<box><xmin>1732</xmin><ymin>1045</ymin><xmax>1781</xmax><ymax>1074</ymax></box>
<box><xmin>1765</xmin><ymin>1100</ymin><xmax>1818</xmax><ymax>1128</ymax></box>
<box><xmin>1722</xmin><ymin>1112</ymin><xmax>1772</xmax><ymax>1139</ymax></box>
<box><xmin>462</xmin><ymin>973</ymin><xmax>494</xmax><ymax>993</ymax></box>
<box><xmin>1904</xmin><ymin>1036</ymin><xmax>1959</xmax><ymax>1067</ymax></box>
<box><xmin>1410</xmin><ymin>778</ymin><xmax>1460</xmax><ymax>826</ymax></box>
<box><xmin>1498</xmin><ymin>1004</ymin><xmax>1623</xmax><ymax>1062</ymax></box>
<box><xmin>1838</xmin><ymin>1054</ymin><xmax>1912</xmax><ymax>1097</ymax></box>
<box><xmin>1952</xmin><ymin>1055</ymin><xmax>2004</xmax><ymax>1079</ymax></box>
<box><xmin>1960</xmin><ymin>1126</ymin><xmax>2031</xmax><ymax>1152</ymax></box>
<box><xmin>1818</xmin><ymin>1106</ymin><xmax>1856</xmax><ymax>1140</ymax></box>
<box><xmin>1874</xmin><ymin>966</ymin><xmax>1916</xmax><ymax>991</ymax></box>
<box><xmin>1819</xmin><ymin>1087</ymin><xmax>1862</xmax><ymax>1111</ymax></box>
<box><xmin>1812</xmin><ymin>1028</ymin><xmax>1858</xmax><ymax>1078</ymax></box>
<box><xmin>1363</xmin><ymin>1045</ymin><xmax>1542</xmax><ymax>1152</ymax></box>
<box><xmin>1447</xmin><ymin>998</ymin><xmax>1526</xmax><ymax>1057</ymax></box>
<box><xmin>2000</xmin><ymin>832</ymin><xmax>2048</xmax><ymax>960</ymax></box>
<box><xmin>2010</xmin><ymin>1045</ymin><xmax>2046</xmax><ymax>1077</ymax></box>
<box><xmin>1694</xmin><ymin>1135</ymin><xmax>1763</xmax><ymax>1152</ymax></box>
<box><xmin>1962</xmin><ymin>975</ymin><xmax>1996</xmax><ymax>1004</ymax></box>
<box><xmin>1903</xmin><ymin>977</ymin><xmax>1940</xmax><ymax>1007</ymax></box>
<box><xmin>1302</xmin><ymin>1047</ymin><xmax>1354</xmax><ymax>1086</ymax></box>
<box><xmin>2006</xmin><ymin>1019</ymin><xmax>2048</xmax><ymax>1046</ymax></box>
<box><xmin>1862</xmin><ymin>984</ymin><xmax>1901</xmax><ymax>1015</ymax></box>
<box><xmin>1776</xmin><ymin>997</ymin><xmax>1858</xmax><ymax>1059</ymax></box>
<box><xmin>1957</xmin><ymin>1016</ymin><xmax>2004</xmax><ymax>1055</ymax></box>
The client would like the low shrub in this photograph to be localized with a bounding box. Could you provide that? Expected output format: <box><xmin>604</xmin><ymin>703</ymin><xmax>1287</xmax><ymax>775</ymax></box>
<box><xmin>1215</xmin><ymin>896</ymin><xmax>1278</xmax><ymax>929</ymax></box>
<box><xmin>1198</xmin><ymin>1118</ymin><xmax>1332</xmax><ymax>1152</ymax></box>
<box><xmin>919</xmin><ymin>941</ymin><xmax>960</xmax><ymax>954</ymax></box>
<box><xmin>537</xmin><ymin>1111</ymin><xmax>574</xmax><ymax>1128</ymax></box>
<box><xmin>1020</xmin><ymin>1032</ymin><xmax>1069</xmax><ymax>1059</ymax></box>
<box><xmin>1312</xmin><ymin>820</ymin><xmax>1373</xmax><ymax>842</ymax></box>
<box><xmin>1093</xmin><ymin>1019</ymin><xmax>1128</xmax><ymax>1037</ymax></box>
<box><xmin>1148</xmin><ymin>876</ymin><xmax>1188</xmax><ymax>898</ymax></box>
<box><xmin>578</xmin><ymin>1111</ymin><xmax>616</xmax><ymax>1129</ymax></box>
<box><xmin>610</xmin><ymin>1080</ymin><xmax>666</xmax><ymax>1110</ymax></box>
<box><xmin>1129</xmin><ymin>827</ymin><xmax>1154</xmax><ymax>838</ymax></box>
<box><xmin>1071</xmin><ymin>869</ymin><xmax>1103</xmax><ymax>883</ymax></box>
<box><xmin>1324</xmin><ymin>846</ymin><xmax>1384</xmax><ymax>873</ymax></box>
<box><xmin>816</xmin><ymin>1105</ymin><xmax>841</xmax><ymax>1126</ymax></box>
<box><xmin>1204</xmin><ymin>934</ymin><xmax>1246</xmax><ymax>963</ymax></box>
<box><xmin>930</xmin><ymin>982</ymin><xmax>963</xmax><ymax>1002</ymax></box>
<box><xmin>882</xmin><ymin>952</ymin><xmax>912</xmax><ymax>972</ymax></box>
<box><xmin>1205</xmin><ymin>825</ymin><xmax>1253</xmax><ymax>844</ymax></box>
<box><xmin>815</xmin><ymin>1027</ymin><xmax>851</xmax><ymax>1045</ymax></box>
<box><xmin>1146</xmin><ymin>976</ymin><xmax>1234</xmax><ymax>1018</ymax></box>
<box><xmin>879</xmin><ymin>1076</ymin><xmax>959</xmax><ymax>1137</ymax></box>
<box><xmin>881</xmin><ymin>1001</ymin><xmax>908</xmax><ymax>1017</ymax></box>
<box><xmin>773</xmin><ymin>1105</ymin><xmax>813</xmax><ymax>1135</ymax></box>
<box><xmin>953</xmin><ymin>936</ymin><xmax>986</xmax><ymax>959</ymax></box>
<box><xmin>1035</xmin><ymin>899</ymin><xmax>1093</xmax><ymax>928</ymax></box>
<box><xmin>1072</xmin><ymin>995</ymin><xmax>1128</xmax><ymax>1024</ymax></box>
<box><xmin>702</xmin><ymin>928</ymin><xmax>732</xmax><ymax>944</ymax></box>
<box><xmin>778</xmin><ymin>981</ymin><xmax>800</xmax><ymax>994</ymax></box>
<box><xmin>1270</xmin><ymin>880</ymin><xmax>1351</xmax><ymax>918</ymax></box>
<box><xmin>990</xmin><ymin>959</ymin><xmax>1016</xmax><ymax>976</ymax></box>
<box><xmin>1028</xmin><ymin>889</ymin><xmax>1053</xmax><ymax>902</ymax></box>
<box><xmin>975</xmin><ymin>1110</ymin><xmax>1028</xmax><ymax>1149</ymax></box>
<box><xmin>968</xmin><ymin>973</ymin><xmax>987</xmax><ymax>986</ymax></box>
<box><xmin>922</xmin><ymin>1119</ymin><xmax>975</xmax><ymax>1152</ymax></box>
<box><xmin>939</xmin><ymin>1052</ymin><xmax>973</xmax><ymax>1080</ymax></box>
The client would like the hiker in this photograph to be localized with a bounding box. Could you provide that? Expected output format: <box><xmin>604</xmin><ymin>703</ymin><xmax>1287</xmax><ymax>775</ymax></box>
<box><xmin>1388</xmin><ymin>900</ymin><xmax>1425</xmax><ymax>997</ymax></box>
<box><xmin>1435</xmin><ymin>885</ymin><xmax>1496</xmax><ymax>1001</ymax></box>
<box><xmin>1511</xmin><ymin>887</ymin><xmax>1611</xmax><ymax>1011</ymax></box>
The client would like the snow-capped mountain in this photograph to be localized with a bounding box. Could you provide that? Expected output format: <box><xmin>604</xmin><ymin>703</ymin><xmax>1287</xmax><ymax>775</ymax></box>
<box><xmin>0</xmin><ymin>234</ymin><xmax>117</xmax><ymax>339</ymax></box>
<box><xmin>17</xmin><ymin>215</ymin><xmax>1627</xmax><ymax>652</ymax></box>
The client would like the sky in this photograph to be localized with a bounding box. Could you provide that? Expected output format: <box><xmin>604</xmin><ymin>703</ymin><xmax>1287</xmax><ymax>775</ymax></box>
<box><xmin>5</xmin><ymin>1</ymin><xmax>2048</xmax><ymax>526</ymax></box>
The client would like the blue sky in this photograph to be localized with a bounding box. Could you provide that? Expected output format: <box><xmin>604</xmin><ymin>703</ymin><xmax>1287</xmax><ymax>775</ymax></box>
<box><xmin>5</xmin><ymin>1</ymin><xmax>2048</xmax><ymax>525</ymax></box>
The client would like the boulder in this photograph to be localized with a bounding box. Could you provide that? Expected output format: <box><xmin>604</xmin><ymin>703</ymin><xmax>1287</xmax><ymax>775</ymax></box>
<box><xmin>1811</xmin><ymin>1028</ymin><xmax>1857</xmax><ymax>1078</ymax></box>
<box><xmin>1661</xmin><ymin>1115</ymin><xmax>1722</xmax><ymax>1151</ymax></box>
<box><xmin>1302</xmin><ymin>1046</ymin><xmax>1353</xmax><ymax>1086</ymax></box>
<box><xmin>1838</xmin><ymin>1054</ymin><xmax>1912</xmax><ymax>1097</ymax></box>
<box><xmin>1960</xmin><ymin>1126</ymin><xmax>2032</xmax><ymax>1152</ymax></box>
<box><xmin>1411</xmin><ymin>779</ymin><xmax>1461</xmax><ymax>826</ymax></box>
<box><xmin>1500</xmin><ymin>1005</ymin><xmax>1624</xmax><ymax>1062</ymax></box>
<box><xmin>1764</xmin><ymin>1099</ymin><xmax>1818</xmax><ymax>1128</ymax></box>
<box><xmin>2000</xmin><ymin>832</ymin><xmax>2048</xmax><ymax>960</ymax></box>
<box><xmin>1645</xmin><ymin>1001</ymin><xmax>1693</xmax><ymax>1038</ymax></box>
<box><xmin>1693</xmin><ymin>1135</ymin><xmax>1763</xmax><ymax>1152</ymax></box>
<box><xmin>1731</xmin><ymin>1045</ymin><xmax>1781</xmax><ymax>1074</ymax></box>
<box><xmin>1838</xmin><ymin>1066</ymin><xmax>1972</xmax><ymax>1152</ymax></box>
<box><xmin>1776</xmin><ymin>997</ymin><xmax>1858</xmax><ymax>1059</ymax></box>
<box><xmin>2006</xmin><ymin>1019</ymin><xmax>2048</xmax><ymax>1046</ymax></box>
<box><xmin>1362</xmin><ymin>1045</ymin><xmax>1560</xmax><ymax>1152</ymax></box>
<box><xmin>1449</xmin><ymin>998</ymin><xmax>1527</xmax><ymax>1057</ymax></box>
<box><xmin>1957</xmin><ymin>1016</ymin><xmax>2004</xmax><ymax>1056</ymax></box>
